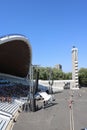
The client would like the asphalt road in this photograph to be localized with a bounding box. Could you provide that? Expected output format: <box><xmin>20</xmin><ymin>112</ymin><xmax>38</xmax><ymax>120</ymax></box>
<box><xmin>12</xmin><ymin>88</ymin><xmax>87</xmax><ymax>130</ymax></box>
<box><xmin>72</xmin><ymin>88</ymin><xmax>87</xmax><ymax>130</ymax></box>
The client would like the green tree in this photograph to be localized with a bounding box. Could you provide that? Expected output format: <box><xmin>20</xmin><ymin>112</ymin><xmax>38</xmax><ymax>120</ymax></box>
<box><xmin>64</xmin><ymin>72</ymin><xmax>72</xmax><ymax>80</ymax></box>
<box><xmin>79</xmin><ymin>68</ymin><xmax>87</xmax><ymax>87</ymax></box>
<box><xmin>33</xmin><ymin>66</ymin><xmax>72</xmax><ymax>80</ymax></box>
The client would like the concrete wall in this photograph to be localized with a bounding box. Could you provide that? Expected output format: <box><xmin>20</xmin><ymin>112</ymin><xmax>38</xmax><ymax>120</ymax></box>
<box><xmin>39</xmin><ymin>80</ymin><xmax>75</xmax><ymax>90</ymax></box>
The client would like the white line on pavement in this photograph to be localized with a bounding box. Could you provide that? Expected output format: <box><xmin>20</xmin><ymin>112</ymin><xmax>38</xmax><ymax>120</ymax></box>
<box><xmin>72</xmin><ymin>104</ymin><xmax>74</xmax><ymax>130</ymax></box>
<box><xmin>70</xmin><ymin>108</ymin><xmax>72</xmax><ymax>130</ymax></box>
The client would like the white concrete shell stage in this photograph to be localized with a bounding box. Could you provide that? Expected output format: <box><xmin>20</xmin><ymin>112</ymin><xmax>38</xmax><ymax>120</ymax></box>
<box><xmin>0</xmin><ymin>34</ymin><xmax>31</xmax><ymax>78</ymax></box>
<box><xmin>0</xmin><ymin>34</ymin><xmax>32</xmax><ymax>84</ymax></box>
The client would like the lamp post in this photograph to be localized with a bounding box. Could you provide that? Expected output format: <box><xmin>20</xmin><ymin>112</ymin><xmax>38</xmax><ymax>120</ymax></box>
<box><xmin>33</xmin><ymin>65</ymin><xmax>40</xmax><ymax>93</ymax></box>
<box><xmin>48</xmin><ymin>67</ymin><xmax>53</xmax><ymax>94</ymax></box>
<box><xmin>29</xmin><ymin>64</ymin><xmax>36</xmax><ymax>112</ymax></box>
<box><xmin>29</xmin><ymin>64</ymin><xmax>40</xmax><ymax>112</ymax></box>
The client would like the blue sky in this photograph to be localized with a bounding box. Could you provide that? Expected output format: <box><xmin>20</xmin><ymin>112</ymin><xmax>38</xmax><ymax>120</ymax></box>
<box><xmin>0</xmin><ymin>0</ymin><xmax>87</xmax><ymax>72</ymax></box>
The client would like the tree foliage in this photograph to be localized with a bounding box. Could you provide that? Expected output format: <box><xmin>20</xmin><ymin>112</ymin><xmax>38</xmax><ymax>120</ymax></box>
<box><xmin>33</xmin><ymin>67</ymin><xmax>72</xmax><ymax>80</ymax></box>
<box><xmin>79</xmin><ymin>68</ymin><xmax>87</xmax><ymax>87</ymax></box>
<box><xmin>33</xmin><ymin>67</ymin><xmax>87</xmax><ymax>87</ymax></box>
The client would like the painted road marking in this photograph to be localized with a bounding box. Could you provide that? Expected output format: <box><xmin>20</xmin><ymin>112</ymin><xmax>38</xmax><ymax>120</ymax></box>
<box><xmin>69</xmin><ymin>91</ymin><xmax>75</xmax><ymax>130</ymax></box>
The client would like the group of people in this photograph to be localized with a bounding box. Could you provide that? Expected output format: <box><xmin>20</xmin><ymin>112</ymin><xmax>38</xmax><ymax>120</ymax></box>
<box><xmin>0</xmin><ymin>96</ymin><xmax>12</xmax><ymax>103</ymax></box>
<box><xmin>0</xmin><ymin>82</ymin><xmax>30</xmax><ymax>102</ymax></box>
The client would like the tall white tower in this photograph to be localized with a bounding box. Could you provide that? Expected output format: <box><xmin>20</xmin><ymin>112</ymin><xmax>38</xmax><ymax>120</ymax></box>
<box><xmin>72</xmin><ymin>46</ymin><xmax>79</xmax><ymax>89</ymax></box>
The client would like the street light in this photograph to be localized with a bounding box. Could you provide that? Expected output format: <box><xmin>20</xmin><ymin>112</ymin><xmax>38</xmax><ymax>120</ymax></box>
<box><xmin>48</xmin><ymin>67</ymin><xmax>53</xmax><ymax>94</ymax></box>
<box><xmin>29</xmin><ymin>64</ymin><xmax>40</xmax><ymax>112</ymax></box>
<box><xmin>33</xmin><ymin>65</ymin><xmax>40</xmax><ymax>93</ymax></box>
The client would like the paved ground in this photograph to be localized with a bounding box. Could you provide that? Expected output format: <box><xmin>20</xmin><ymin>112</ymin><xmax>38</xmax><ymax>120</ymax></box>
<box><xmin>12</xmin><ymin>88</ymin><xmax>87</xmax><ymax>130</ymax></box>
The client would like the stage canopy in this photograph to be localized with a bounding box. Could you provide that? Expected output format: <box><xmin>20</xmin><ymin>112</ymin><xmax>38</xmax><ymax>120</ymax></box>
<box><xmin>0</xmin><ymin>34</ymin><xmax>31</xmax><ymax>78</ymax></box>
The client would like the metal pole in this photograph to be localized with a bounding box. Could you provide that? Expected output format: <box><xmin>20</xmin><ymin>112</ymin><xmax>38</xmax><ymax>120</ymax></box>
<box><xmin>49</xmin><ymin>68</ymin><xmax>53</xmax><ymax>94</ymax></box>
<box><xmin>34</xmin><ymin>65</ymin><xmax>40</xmax><ymax>93</ymax></box>
<box><xmin>30</xmin><ymin>64</ymin><xmax>36</xmax><ymax>112</ymax></box>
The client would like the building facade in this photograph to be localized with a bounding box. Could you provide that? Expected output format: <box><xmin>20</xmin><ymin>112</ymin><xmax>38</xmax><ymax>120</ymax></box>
<box><xmin>55</xmin><ymin>64</ymin><xmax>62</xmax><ymax>71</ymax></box>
